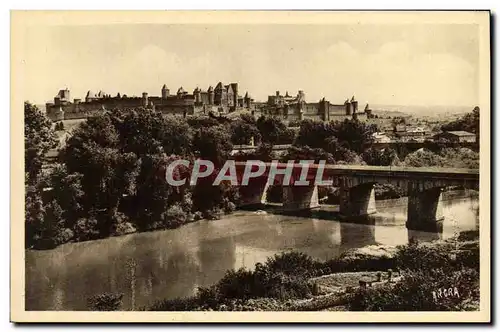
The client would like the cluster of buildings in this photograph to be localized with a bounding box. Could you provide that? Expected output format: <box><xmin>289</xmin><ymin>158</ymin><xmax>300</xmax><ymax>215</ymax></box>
<box><xmin>45</xmin><ymin>81</ymin><xmax>375</xmax><ymax>123</ymax></box>
<box><xmin>372</xmin><ymin>126</ymin><xmax>476</xmax><ymax>144</ymax></box>
<box><xmin>45</xmin><ymin>82</ymin><xmax>255</xmax><ymax>121</ymax></box>
<box><xmin>263</xmin><ymin>90</ymin><xmax>373</xmax><ymax>122</ymax></box>
<box><xmin>44</xmin><ymin>84</ymin><xmax>478</xmax><ymax>145</ymax></box>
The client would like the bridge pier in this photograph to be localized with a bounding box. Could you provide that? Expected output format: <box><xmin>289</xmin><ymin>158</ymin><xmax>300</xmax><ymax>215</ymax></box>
<box><xmin>282</xmin><ymin>185</ymin><xmax>320</xmax><ymax>211</ymax></box>
<box><xmin>238</xmin><ymin>177</ymin><xmax>269</xmax><ymax>208</ymax></box>
<box><xmin>406</xmin><ymin>186</ymin><xmax>444</xmax><ymax>232</ymax></box>
<box><xmin>339</xmin><ymin>183</ymin><xmax>377</xmax><ymax>220</ymax></box>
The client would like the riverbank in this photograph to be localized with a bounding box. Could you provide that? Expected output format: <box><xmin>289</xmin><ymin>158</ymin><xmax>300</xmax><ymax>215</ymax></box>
<box><xmin>25</xmin><ymin>194</ymin><xmax>478</xmax><ymax>310</ymax></box>
<box><xmin>29</xmin><ymin>187</ymin><xmax>479</xmax><ymax>251</ymax></box>
<box><xmin>141</xmin><ymin>230</ymin><xmax>479</xmax><ymax>312</ymax></box>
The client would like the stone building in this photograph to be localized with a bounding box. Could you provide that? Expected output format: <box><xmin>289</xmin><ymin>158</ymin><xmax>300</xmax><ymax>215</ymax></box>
<box><xmin>45</xmin><ymin>81</ymin><xmax>254</xmax><ymax>122</ymax></box>
<box><xmin>433</xmin><ymin>131</ymin><xmax>476</xmax><ymax>143</ymax></box>
<box><xmin>264</xmin><ymin>90</ymin><xmax>373</xmax><ymax>122</ymax></box>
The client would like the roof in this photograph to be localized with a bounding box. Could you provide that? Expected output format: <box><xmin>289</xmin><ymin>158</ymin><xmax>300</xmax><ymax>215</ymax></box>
<box><xmin>162</xmin><ymin>84</ymin><xmax>168</xmax><ymax>89</ymax></box>
<box><xmin>57</xmin><ymin>89</ymin><xmax>69</xmax><ymax>98</ymax></box>
<box><xmin>443</xmin><ymin>131</ymin><xmax>476</xmax><ymax>136</ymax></box>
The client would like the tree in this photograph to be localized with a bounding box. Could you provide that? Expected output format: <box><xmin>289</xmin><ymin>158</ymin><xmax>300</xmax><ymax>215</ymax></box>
<box><xmin>283</xmin><ymin>146</ymin><xmax>335</xmax><ymax>163</ymax></box>
<box><xmin>403</xmin><ymin>149</ymin><xmax>446</xmax><ymax>168</ymax></box>
<box><xmin>439</xmin><ymin>147</ymin><xmax>479</xmax><ymax>169</ymax></box>
<box><xmin>192</xmin><ymin>171</ymin><xmax>239</xmax><ymax>218</ymax></box>
<box><xmin>256</xmin><ymin>116</ymin><xmax>289</xmax><ymax>145</ymax></box>
<box><xmin>112</xmin><ymin>109</ymin><xmax>193</xmax><ymax>157</ymax></box>
<box><xmin>61</xmin><ymin>114</ymin><xmax>140</xmax><ymax>236</ymax></box>
<box><xmin>24</xmin><ymin>102</ymin><xmax>58</xmax><ymax>184</ymax></box>
<box><xmin>295</xmin><ymin>119</ymin><xmax>335</xmax><ymax>149</ymax></box>
<box><xmin>362</xmin><ymin>147</ymin><xmax>400</xmax><ymax>166</ymax></box>
<box><xmin>25</xmin><ymin>185</ymin><xmax>45</xmax><ymax>248</ymax></box>
<box><xmin>230</xmin><ymin>115</ymin><xmax>261</xmax><ymax>145</ymax></box>
<box><xmin>331</xmin><ymin>118</ymin><xmax>378</xmax><ymax>153</ymax></box>
<box><xmin>323</xmin><ymin>137</ymin><xmax>362</xmax><ymax>164</ymax></box>
<box><xmin>441</xmin><ymin>106</ymin><xmax>480</xmax><ymax>136</ymax></box>
<box><xmin>232</xmin><ymin>143</ymin><xmax>277</xmax><ymax>162</ymax></box>
<box><xmin>134</xmin><ymin>154</ymin><xmax>189</xmax><ymax>230</ymax></box>
<box><xmin>187</xmin><ymin>115</ymin><xmax>221</xmax><ymax>129</ymax></box>
<box><xmin>45</xmin><ymin>164</ymin><xmax>85</xmax><ymax>230</ymax></box>
<box><xmin>54</xmin><ymin>121</ymin><xmax>65</xmax><ymax>131</ymax></box>
<box><xmin>192</xmin><ymin>125</ymin><xmax>233</xmax><ymax>166</ymax></box>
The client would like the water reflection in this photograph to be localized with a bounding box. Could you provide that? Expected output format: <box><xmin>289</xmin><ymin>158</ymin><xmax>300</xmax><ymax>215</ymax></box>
<box><xmin>340</xmin><ymin>222</ymin><xmax>376</xmax><ymax>249</ymax></box>
<box><xmin>25</xmin><ymin>190</ymin><xmax>478</xmax><ymax>311</ymax></box>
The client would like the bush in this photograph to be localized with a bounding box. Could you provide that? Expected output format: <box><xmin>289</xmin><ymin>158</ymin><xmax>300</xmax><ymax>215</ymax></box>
<box><xmin>348</xmin><ymin>268</ymin><xmax>479</xmax><ymax>311</ymax></box>
<box><xmin>214</xmin><ymin>298</ymin><xmax>286</xmax><ymax>311</ymax></box>
<box><xmin>362</xmin><ymin>147</ymin><xmax>400</xmax><ymax>166</ymax></box>
<box><xmin>265</xmin><ymin>251</ymin><xmax>317</xmax><ymax>278</ymax></box>
<box><xmin>320</xmin><ymin>252</ymin><xmax>395</xmax><ymax>274</ymax></box>
<box><xmin>216</xmin><ymin>268</ymin><xmax>257</xmax><ymax>300</ymax></box>
<box><xmin>149</xmin><ymin>296</ymin><xmax>200</xmax><ymax>311</ymax></box>
<box><xmin>147</xmin><ymin>240</ymin><xmax>480</xmax><ymax>311</ymax></box>
<box><xmin>214</xmin><ymin>265</ymin><xmax>312</xmax><ymax>302</ymax></box>
<box><xmin>203</xmin><ymin>208</ymin><xmax>224</xmax><ymax>220</ymax></box>
<box><xmin>395</xmin><ymin>242</ymin><xmax>453</xmax><ymax>271</ymax></box>
<box><xmin>163</xmin><ymin>203</ymin><xmax>189</xmax><ymax>228</ymax></box>
<box><xmin>110</xmin><ymin>211</ymin><xmax>136</xmax><ymax>236</ymax></box>
<box><xmin>457</xmin><ymin>230</ymin><xmax>479</xmax><ymax>241</ymax></box>
<box><xmin>73</xmin><ymin>216</ymin><xmax>100</xmax><ymax>242</ymax></box>
<box><xmin>112</xmin><ymin>221</ymin><xmax>136</xmax><ymax>236</ymax></box>
<box><xmin>87</xmin><ymin>293</ymin><xmax>123</xmax><ymax>311</ymax></box>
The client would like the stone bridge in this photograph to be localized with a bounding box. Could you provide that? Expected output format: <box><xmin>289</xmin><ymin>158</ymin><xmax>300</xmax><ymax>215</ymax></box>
<box><xmin>234</xmin><ymin>162</ymin><xmax>479</xmax><ymax>232</ymax></box>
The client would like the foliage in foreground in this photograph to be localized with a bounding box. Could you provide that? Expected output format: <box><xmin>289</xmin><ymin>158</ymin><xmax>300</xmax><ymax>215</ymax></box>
<box><xmin>147</xmin><ymin>235</ymin><xmax>479</xmax><ymax>312</ymax></box>
<box><xmin>348</xmin><ymin>268</ymin><xmax>479</xmax><ymax>311</ymax></box>
<box><xmin>87</xmin><ymin>293</ymin><xmax>124</xmax><ymax>311</ymax></box>
<box><xmin>347</xmin><ymin>239</ymin><xmax>480</xmax><ymax>311</ymax></box>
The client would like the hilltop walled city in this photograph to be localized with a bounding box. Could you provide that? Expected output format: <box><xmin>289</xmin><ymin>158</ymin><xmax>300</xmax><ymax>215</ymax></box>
<box><xmin>45</xmin><ymin>82</ymin><xmax>373</xmax><ymax>123</ymax></box>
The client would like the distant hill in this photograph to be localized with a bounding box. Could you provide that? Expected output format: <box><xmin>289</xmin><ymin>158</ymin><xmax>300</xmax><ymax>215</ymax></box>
<box><xmin>371</xmin><ymin>104</ymin><xmax>474</xmax><ymax>120</ymax></box>
<box><xmin>36</xmin><ymin>104</ymin><xmax>46</xmax><ymax>113</ymax></box>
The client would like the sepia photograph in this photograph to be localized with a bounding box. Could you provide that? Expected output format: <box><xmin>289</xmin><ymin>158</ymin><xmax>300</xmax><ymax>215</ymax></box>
<box><xmin>10</xmin><ymin>10</ymin><xmax>491</xmax><ymax>323</ymax></box>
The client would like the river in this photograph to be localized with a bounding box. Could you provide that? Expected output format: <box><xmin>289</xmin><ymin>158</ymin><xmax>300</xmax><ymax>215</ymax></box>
<box><xmin>25</xmin><ymin>190</ymin><xmax>479</xmax><ymax>311</ymax></box>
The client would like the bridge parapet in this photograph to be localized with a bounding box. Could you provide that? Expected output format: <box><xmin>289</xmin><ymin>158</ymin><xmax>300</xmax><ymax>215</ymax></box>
<box><xmin>232</xmin><ymin>161</ymin><xmax>479</xmax><ymax>231</ymax></box>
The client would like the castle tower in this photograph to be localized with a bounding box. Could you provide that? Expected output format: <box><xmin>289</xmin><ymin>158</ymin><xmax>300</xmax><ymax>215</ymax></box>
<box><xmin>351</xmin><ymin>96</ymin><xmax>358</xmax><ymax>114</ymax></box>
<box><xmin>86</xmin><ymin>90</ymin><xmax>96</xmax><ymax>103</ymax></box>
<box><xmin>142</xmin><ymin>92</ymin><xmax>148</xmax><ymax>107</ymax></box>
<box><xmin>345</xmin><ymin>98</ymin><xmax>352</xmax><ymax>115</ymax></box>
<box><xmin>208</xmin><ymin>86</ymin><xmax>214</xmax><ymax>105</ymax></box>
<box><xmin>319</xmin><ymin>97</ymin><xmax>329</xmax><ymax>121</ymax></box>
<box><xmin>161</xmin><ymin>84</ymin><xmax>169</xmax><ymax>99</ymax></box>
<box><xmin>194</xmin><ymin>87</ymin><xmax>202</xmax><ymax>103</ymax></box>
<box><xmin>297</xmin><ymin>90</ymin><xmax>306</xmax><ymax>103</ymax></box>
<box><xmin>244</xmin><ymin>91</ymin><xmax>251</xmax><ymax>108</ymax></box>
<box><xmin>177</xmin><ymin>87</ymin><xmax>185</xmax><ymax>97</ymax></box>
<box><xmin>364</xmin><ymin>103</ymin><xmax>373</xmax><ymax>118</ymax></box>
<box><xmin>214</xmin><ymin>82</ymin><xmax>225</xmax><ymax>106</ymax></box>
<box><xmin>230</xmin><ymin>83</ymin><xmax>238</xmax><ymax>108</ymax></box>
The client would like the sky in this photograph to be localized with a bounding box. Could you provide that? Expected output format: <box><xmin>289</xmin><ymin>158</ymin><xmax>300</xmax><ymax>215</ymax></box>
<box><xmin>20</xmin><ymin>23</ymin><xmax>480</xmax><ymax>107</ymax></box>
